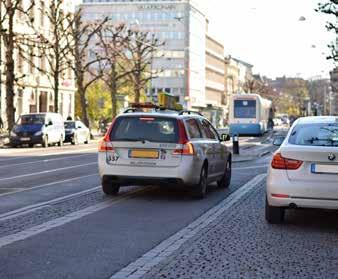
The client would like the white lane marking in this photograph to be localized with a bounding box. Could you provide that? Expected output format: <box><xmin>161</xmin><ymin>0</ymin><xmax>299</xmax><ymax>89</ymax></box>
<box><xmin>110</xmin><ymin>174</ymin><xmax>267</xmax><ymax>279</ymax></box>
<box><xmin>0</xmin><ymin>187</ymin><xmax>152</xmax><ymax>249</ymax></box>
<box><xmin>233</xmin><ymin>164</ymin><xmax>268</xmax><ymax>170</ymax></box>
<box><xmin>0</xmin><ymin>147</ymin><xmax>97</xmax><ymax>162</ymax></box>
<box><xmin>0</xmin><ymin>154</ymin><xmax>95</xmax><ymax>169</ymax></box>
<box><xmin>0</xmin><ymin>185</ymin><xmax>101</xmax><ymax>221</ymax></box>
<box><xmin>0</xmin><ymin>162</ymin><xmax>97</xmax><ymax>182</ymax></box>
<box><xmin>0</xmin><ymin>173</ymin><xmax>98</xmax><ymax>198</ymax></box>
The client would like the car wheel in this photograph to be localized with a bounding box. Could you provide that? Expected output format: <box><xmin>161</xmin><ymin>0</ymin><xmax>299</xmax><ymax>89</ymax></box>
<box><xmin>28</xmin><ymin>144</ymin><xmax>34</xmax><ymax>148</ymax></box>
<box><xmin>84</xmin><ymin>135</ymin><xmax>89</xmax><ymax>144</ymax></box>
<box><xmin>72</xmin><ymin>135</ymin><xmax>78</xmax><ymax>145</ymax></box>
<box><xmin>265</xmin><ymin>197</ymin><xmax>285</xmax><ymax>224</ymax></box>
<box><xmin>42</xmin><ymin>136</ymin><xmax>48</xmax><ymax>148</ymax></box>
<box><xmin>192</xmin><ymin>166</ymin><xmax>208</xmax><ymax>199</ymax></box>
<box><xmin>217</xmin><ymin>159</ymin><xmax>231</xmax><ymax>188</ymax></box>
<box><xmin>102</xmin><ymin>177</ymin><xmax>120</xmax><ymax>196</ymax></box>
<box><xmin>10</xmin><ymin>143</ymin><xmax>18</xmax><ymax>148</ymax></box>
<box><xmin>58</xmin><ymin>136</ymin><xmax>64</xmax><ymax>147</ymax></box>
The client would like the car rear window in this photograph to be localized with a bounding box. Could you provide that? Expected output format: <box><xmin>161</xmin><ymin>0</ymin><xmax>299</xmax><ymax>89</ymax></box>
<box><xmin>110</xmin><ymin>116</ymin><xmax>179</xmax><ymax>143</ymax></box>
<box><xmin>289</xmin><ymin>123</ymin><xmax>338</xmax><ymax>146</ymax></box>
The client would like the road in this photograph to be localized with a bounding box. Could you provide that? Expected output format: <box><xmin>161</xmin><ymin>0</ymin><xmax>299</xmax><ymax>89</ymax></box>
<box><xmin>0</xmin><ymin>132</ymin><xmax>336</xmax><ymax>278</ymax></box>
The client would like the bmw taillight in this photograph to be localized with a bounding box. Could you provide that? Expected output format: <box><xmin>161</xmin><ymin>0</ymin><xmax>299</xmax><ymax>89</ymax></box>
<box><xmin>271</xmin><ymin>153</ymin><xmax>303</xmax><ymax>170</ymax></box>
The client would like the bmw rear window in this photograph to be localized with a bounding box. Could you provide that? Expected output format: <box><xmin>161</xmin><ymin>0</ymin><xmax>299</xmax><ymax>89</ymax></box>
<box><xmin>289</xmin><ymin>123</ymin><xmax>338</xmax><ymax>146</ymax></box>
<box><xmin>110</xmin><ymin>116</ymin><xmax>179</xmax><ymax>143</ymax></box>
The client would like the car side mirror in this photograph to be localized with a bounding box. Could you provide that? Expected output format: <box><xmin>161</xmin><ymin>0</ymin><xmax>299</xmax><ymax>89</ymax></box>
<box><xmin>273</xmin><ymin>136</ymin><xmax>285</xmax><ymax>146</ymax></box>
<box><xmin>221</xmin><ymin>134</ymin><xmax>231</xmax><ymax>142</ymax></box>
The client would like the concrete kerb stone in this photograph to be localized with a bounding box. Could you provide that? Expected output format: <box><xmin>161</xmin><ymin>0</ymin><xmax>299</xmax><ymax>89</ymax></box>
<box><xmin>110</xmin><ymin>174</ymin><xmax>267</xmax><ymax>279</ymax></box>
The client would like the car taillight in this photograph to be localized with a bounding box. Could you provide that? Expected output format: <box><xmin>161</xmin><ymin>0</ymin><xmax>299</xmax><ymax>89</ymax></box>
<box><xmin>173</xmin><ymin>142</ymin><xmax>195</xmax><ymax>156</ymax></box>
<box><xmin>98</xmin><ymin>120</ymin><xmax>115</xmax><ymax>152</ymax></box>
<box><xmin>271</xmin><ymin>153</ymin><xmax>303</xmax><ymax>170</ymax></box>
<box><xmin>177</xmin><ymin>119</ymin><xmax>189</xmax><ymax>144</ymax></box>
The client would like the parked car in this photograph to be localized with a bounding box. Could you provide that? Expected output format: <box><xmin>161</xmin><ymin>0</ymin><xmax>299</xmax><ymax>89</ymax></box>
<box><xmin>266</xmin><ymin>116</ymin><xmax>338</xmax><ymax>224</ymax></box>
<box><xmin>64</xmin><ymin>121</ymin><xmax>90</xmax><ymax>145</ymax></box>
<box><xmin>98</xmin><ymin>109</ymin><xmax>232</xmax><ymax>199</ymax></box>
<box><xmin>10</xmin><ymin>113</ymin><xmax>65</xmax><ymax>148</ymax></box>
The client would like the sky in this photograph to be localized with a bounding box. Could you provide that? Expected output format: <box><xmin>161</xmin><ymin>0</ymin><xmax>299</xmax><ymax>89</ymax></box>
<box><xmin>205</xmin><ymin>0</ymin><xmax>336</xmax><ymax>79</ymax></box>
<box><xmin>74</xmin><ymin>0</ymin><xmax>336</xmax><ymax>80</ymax></box>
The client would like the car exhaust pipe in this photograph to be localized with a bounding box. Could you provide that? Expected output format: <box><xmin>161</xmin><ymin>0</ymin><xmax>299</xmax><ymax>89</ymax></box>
<box><xmin>289</xmin><ymin>203</ymin><xmax>297</xmax><ymax>209</ymax></box>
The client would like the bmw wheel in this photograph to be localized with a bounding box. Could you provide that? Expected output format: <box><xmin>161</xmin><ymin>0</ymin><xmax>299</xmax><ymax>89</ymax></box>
<box><xmin>265</xmin><ymin>197</ymin><xmax>285</xmax><ymax>224</ymax></box>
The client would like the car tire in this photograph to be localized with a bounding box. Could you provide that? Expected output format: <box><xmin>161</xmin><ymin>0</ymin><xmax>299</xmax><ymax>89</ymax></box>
<box><xmin>29</xmin><ymin>144</ymin><xmax>34</xmax><ymax>148</ymax></box>
<box><xmin>58</xmin><ymin>136</ymin><xmax>64</xmax><ymax>147</ymax></box>
<box><xmin>84</xmin><ymin>135</ymin><xmax>89</xmax><ymax>144</ymax></box>
<box><xmin>10</xmin><ymin>143</ymin><xmax>18</xmax><ymax>148</ymax></box>
<box><xmin>42</xmin><ymin>136</ymin><xmax>48</xmax><ymax>148</ymax></box>
<box><xmin>217</xmin><ymin>159</ymin><xmax>231</xmax><ymax>188</ymax></box>
<box><xmin>72</xmin><ymin>135</ymin><xmax>78</xmax><ymax>145</ymax></box>
<box><xmin>102</xmin><ymin>177</ymin><xmax>120</xmax><ymax>196</ymax></box>
<box><xmin>265</xmin><ymin>197</ymin><xmax>285</xmax><ymax>224</ymax></box>
<box><xmin>192</xmin><ymin>166</ymin><xmax>208</xmax><ymax>199</ymax></box>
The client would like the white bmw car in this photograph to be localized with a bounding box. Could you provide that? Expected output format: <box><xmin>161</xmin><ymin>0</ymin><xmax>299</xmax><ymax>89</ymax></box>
<box><xmin>266</xmin><ymin>116</ymin><xmax>338</xmax><ymax>224</ymax></box>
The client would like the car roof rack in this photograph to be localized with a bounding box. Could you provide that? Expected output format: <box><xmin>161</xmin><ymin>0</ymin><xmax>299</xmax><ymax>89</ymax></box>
<box><xmin>178</xmin><ymin>110</ymin><xmax>203</xmax><ymax>117</ymax></box>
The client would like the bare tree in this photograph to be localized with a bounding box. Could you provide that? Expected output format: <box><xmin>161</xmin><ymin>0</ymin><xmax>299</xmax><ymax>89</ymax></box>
<box><xmin>316</xmin><ymin>1</ymin><xmax>338</xmax><ymax>62</ymax></box>
<box><xmin>98</xmin><ymin>23</ymin><xmax>133</xmax><ymax>117</ymax></box>
<box><xmin>0</xmin><ymin>0</ymin><xmax>34</xmax><ymax>131</ymax></box>
<box><xmin>67</xmin><ymin>9</ymin><xmax>108</xmax><ymax>128</ymax></box>
<box><xmin>30</xmin><ymin>0</ymin><xmax>74</xmax><ymax>113</ymax></box>
<box><xmin>125</xmin><ymin>30</ymin><xmax>164</xmax><ymax>103</ymax></box>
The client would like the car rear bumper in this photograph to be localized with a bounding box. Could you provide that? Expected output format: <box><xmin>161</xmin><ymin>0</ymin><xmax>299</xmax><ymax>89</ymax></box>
<box><xmin>10</xmin><ymin>135</ymin><xmax>43</xmax><ymax>145</ymax></box>
<box><xmin>102</xmin><ymin>175</ymin><xmax>186</xmax><ymax>187</ymax></box>
<box><xmin>267</xmin><ymin>169</ymin><xmax>338</xmax><ymax>209</ymax></box>
<box><xmin>98</xmin><ymin>154</ymin><xmax>202</xmax><ymax>186</ymax></box>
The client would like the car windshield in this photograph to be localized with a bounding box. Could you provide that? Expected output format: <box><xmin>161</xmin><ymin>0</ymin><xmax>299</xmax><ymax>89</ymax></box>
<box><xmin>110</xmin><ymin>116</ymin><xmax>179</xmax><ymax>143</ymax></box>
<box><xmin>64</xmin><ymin>122</ymin><xmax>76</xmax><ymax>129</ymax></box>
<box><xmin>17</xmin><ymin>115</ymin><xmax>45</xmax><ymax>125</ymax></box>
<box><xmin>289</xmin><ymin>123</ymin><xmax>338</xmax><ymax>147</ymax></box>
<box><xmin>234</xmin><ymin>100</ymin><xmax>256</xmax><ymax>119</ymax></box>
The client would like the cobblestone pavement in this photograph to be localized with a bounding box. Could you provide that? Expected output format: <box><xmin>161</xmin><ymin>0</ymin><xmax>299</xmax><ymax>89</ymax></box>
<box><xmin>143</xmin><ymin>181</ymin><xmax>338</xmax><ymax>279</ymax></box>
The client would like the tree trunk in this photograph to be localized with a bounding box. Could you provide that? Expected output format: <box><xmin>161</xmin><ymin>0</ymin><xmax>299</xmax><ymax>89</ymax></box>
<box><xmin>134</xmin><ymin>71</ymin><xmax>141</xmax><ymax>103</ymax></box>
<box><xmin>54</xmin><ymin>63</ymin><xmax>59</xmax><ymax>113</ymax></box>
<box><xmin>4</xmin><ymin>14</ymin><xmax>15</xmax><ymax>131</ymax></box>
<box><xmin>77</xmin><ymin>82</ymin><xmax>90</xmax><ymax>128</ymax></box>
<box><xmin>111</xmin><ymin>76</ymin><xmax>117</xmax><ymax>117</ymax></box>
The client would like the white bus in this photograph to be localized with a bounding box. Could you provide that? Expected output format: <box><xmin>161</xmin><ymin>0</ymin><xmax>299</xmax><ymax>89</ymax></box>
<box><xmin>229</xmin><ymin>94</ymin><xmax>272</xmax><ymax>136</ymax></box>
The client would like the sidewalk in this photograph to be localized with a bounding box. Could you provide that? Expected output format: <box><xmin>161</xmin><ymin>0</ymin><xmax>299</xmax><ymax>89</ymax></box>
<box><xmin>111</xmin><ymin>175</ymin><xmax>338</xmax><ymax>279</ymax></box>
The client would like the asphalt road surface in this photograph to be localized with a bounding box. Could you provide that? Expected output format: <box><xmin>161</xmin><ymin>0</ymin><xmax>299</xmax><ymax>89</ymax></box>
<box><xmin>2</xmin><ymin>132</ymin><xmax>334</xmax><ymax>279</ymax></box>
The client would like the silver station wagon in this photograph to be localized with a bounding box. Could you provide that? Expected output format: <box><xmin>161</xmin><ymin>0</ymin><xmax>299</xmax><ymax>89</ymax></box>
<box><xmin>98</xmin><ymin>109</ymin><xmax>232</xmax><ymax>199</ymax></box>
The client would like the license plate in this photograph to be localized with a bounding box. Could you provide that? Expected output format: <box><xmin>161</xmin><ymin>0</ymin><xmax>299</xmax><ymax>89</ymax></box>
<box><xmin>311</xmin><ymin>164</ymin><xmax>338</xmax><ymax>174</ymax></box>
<box><xmin>20</xmin><ymin>137</ymin><xmax>30</xmax><ymax>141</ymax></box>
<box><xmin>129</xmin><ymin>150</ymin><xmax>159</xmax><ymax>159</ymax></box>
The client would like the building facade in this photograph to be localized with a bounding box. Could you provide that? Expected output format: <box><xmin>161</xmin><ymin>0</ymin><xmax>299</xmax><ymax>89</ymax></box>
<box><xmin>0</xmin><ymin>0</ymin><xmax>76</xmax><ymax>129</ymax></box>
<box><xmin>204</xmin><ymin>34</ymin><xmax>225</xmax><ymax>127</ymax></box>
<box><xmin>81</xmin><ymin>0</ymin><xmax>207</xmax><ymax>110</ymax></box>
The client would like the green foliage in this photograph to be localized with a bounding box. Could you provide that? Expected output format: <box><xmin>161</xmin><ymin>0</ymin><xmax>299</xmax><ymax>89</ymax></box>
<box><xmin>75</xmin><ymin>81</ymin><xmax>112</xmax><ymax>128</ymax></box>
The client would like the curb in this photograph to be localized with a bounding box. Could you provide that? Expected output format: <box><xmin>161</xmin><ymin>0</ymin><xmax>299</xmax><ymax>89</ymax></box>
<box><xmin>110</xmin><ymin>174</ymin><xmax>267</xmax><ymax>279</ymax></box>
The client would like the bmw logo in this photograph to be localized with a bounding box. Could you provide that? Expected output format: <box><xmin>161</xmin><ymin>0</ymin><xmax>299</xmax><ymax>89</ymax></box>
<box><xmin>328</xmin><ymin>153</ymin><xmax>336</xmax><ymax>161</ymax></box>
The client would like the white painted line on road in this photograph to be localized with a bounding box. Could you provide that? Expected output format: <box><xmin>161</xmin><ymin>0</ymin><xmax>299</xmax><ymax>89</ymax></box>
<box><xmin>0</xmin><ymin>173</ymin><xmax>98</xmax><ymax>198</ymax></box>
<box><xmin>0</xmin><ymin>147</ymin><xmax>97</xmax><ymax>162</ymax></box>
<box><xmin>0</xmin><ymin>153</ymin><xmax>95</xmax><ymax>169</ymax></box>
<box><xmin>110</xmin><ymin>174</ymin><xmax>267</xmax><ymax>279</ymax></box>
<box><xmin>233</xmin><ymin>164</ymin><xmax>269</xmax><ymax>170</ymax></box>
<box><xmin>0</xmin><ymin>184</ymin><xmax>101</xmax><ymax>221</ymax></box>
<box><xmin>0</xmin><ymin>187</ymin><xmax>152</xmax><ymax>249</ymax></box>
<box><xmin>0</xmin><ymin>162</ymin><xmax>97</xmax><ymax>182</ymax></box>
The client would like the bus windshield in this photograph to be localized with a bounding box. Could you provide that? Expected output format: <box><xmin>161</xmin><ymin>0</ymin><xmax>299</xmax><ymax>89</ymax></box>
<box><xmin>234</xmin><ymin>100</ymin><xmax>256</xmax><ymax>119</ymax></box>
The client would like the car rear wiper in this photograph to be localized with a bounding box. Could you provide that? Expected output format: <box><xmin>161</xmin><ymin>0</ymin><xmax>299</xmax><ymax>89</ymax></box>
<box><xmin>113</xmin><ymin>138</ymin><xmax>151</xmax><ymax>143</ymax></box>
